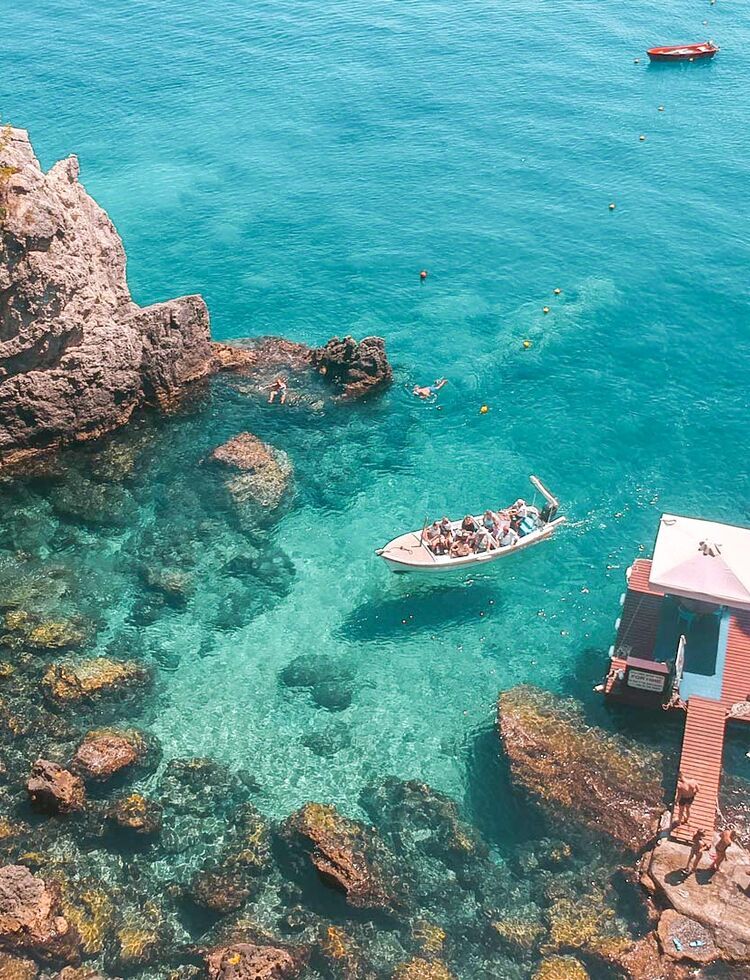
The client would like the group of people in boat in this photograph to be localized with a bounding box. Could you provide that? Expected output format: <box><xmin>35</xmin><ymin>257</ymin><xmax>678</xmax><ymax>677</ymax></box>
<box><xmin>424</xmin><ymin>499</ymin><xmax>539</xmax><ymax>558</ymax></box>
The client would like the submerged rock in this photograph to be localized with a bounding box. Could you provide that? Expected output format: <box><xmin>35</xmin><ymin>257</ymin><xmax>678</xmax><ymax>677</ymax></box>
<box><xmin>497</xmin><ymin>685</ymin><xmax>664</xmax><ymax>851</ymax></box>
<box><xmin>205</xmin><ymin>941</ymin><xmax>308</xmax><ymax>980</ymax></box>
<box><xmin>188</xmin><ymin>867</ymin><xmax>252</xmax><ymax>914</ymax></box>
<box><xmin>71</xmin><ymin>728</ymin><xmax>149</xmax><ymax>781</ymax></box>
<box><xmin>211</xmin><ymin>433</ymin><xmax>292</xmax><ymax>511</ymax></box>
<box><xmin>27</xmin><ymin>760</ymin><xmax>85</xmax><ymax>815</ymax></box>
<box><xmin>309</xmin><ymin>335</ymin><xmax>393</xmax><ymax>400</ymax></box>
<box><xmin>279</xmin><ymin>655</ymin><xmax>355</xmax><ymax>713</ymax></box>
<box><xmin>0</xmin><ymin>127</ymin><xmax>214</xmax><ymax>470</ymax></box>
<box><xmin>106</xmin><ymin>793</ymin><xmax>162</xmax><ymax>836</ymax></box>
<box><xmin>0</xmin><ymin>952</ymin><xmax>38</xmax><ymax>980</ymax></box>
<box><xmin>0</xmin><ymin>865</ymin><xmax>80</xmax><ymax>963</ymax></box>
<box><xmin>42</xmin><ymin>658</ymin><xmax>150</xmax><ymax>706</ymax></box>
<box><xmin>391</xmin><ymin>960</ymin><xmax>454</xmax><ymax>980</ymax></box>
<box><xmin>532</xmin><ymin>956</ymin><xmax>589</xmax><ymax>980</ymax></box>
<box><xmin>283</xmin><ymin>803</ymin><xmax>396</xmax><ymax>910</ymax></box>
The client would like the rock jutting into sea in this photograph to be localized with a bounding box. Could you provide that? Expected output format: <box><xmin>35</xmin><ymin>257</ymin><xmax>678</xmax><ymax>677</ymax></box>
<box><xmin>0</xmin><ymin>127</ymin><xmax>214</xmax><ymax>469</ymax></box>
<box><xmin>497</xmin><ymin>684</ymin><xmax>665</xmax><ymax>851</ymax></box>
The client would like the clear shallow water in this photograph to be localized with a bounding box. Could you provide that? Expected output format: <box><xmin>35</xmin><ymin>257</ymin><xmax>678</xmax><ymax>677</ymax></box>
<box><xmin>4</xmin><ymin>0</ymin><xmax>750</xmax><ymax>851</ymax></box>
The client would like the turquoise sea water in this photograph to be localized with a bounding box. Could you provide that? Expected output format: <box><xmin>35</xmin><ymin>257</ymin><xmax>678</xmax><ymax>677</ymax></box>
<box><xmin>3</xmin><ymin>0</ymin><xmax>750</xmax><ymax>970</ymax></box>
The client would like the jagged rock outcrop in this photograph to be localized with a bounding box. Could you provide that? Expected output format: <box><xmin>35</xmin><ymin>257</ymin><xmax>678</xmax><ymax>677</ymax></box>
<box><xmin>71</xmin><ymin>729</ymin><xmax>147</xmax><ymax>781</ymax></box>
<box><xmin>309</xmin><ymin>335</ymin><xmax>392</xmax><ymax>399</ymax></box>
<box><xmin>205</xmin><ymin>941</ymin><xmax>308</xmax><ymax>980</ymax></box>
<box><xmin>0</xmin><ymin>127</ymin><xmax>213</xmax><ymax>468</ymax></box>
<box><xmin>0</xmin><ymin>865</ymin><xmax>81</xmax><ymax>963</ymax></box>
<box><xmin>283</xmin><ymin>803</ymin><xmax>396</xmax><ymax>910</ymax></box>
<box><xmin>497</xmin><ymin>685</ymin><xmax>664</xmax><ymax>851</ymax></box>
<box><xmin>26</xmin><ymin>760</ymin><xmax>85</xmax><ymax>815</ymax></box>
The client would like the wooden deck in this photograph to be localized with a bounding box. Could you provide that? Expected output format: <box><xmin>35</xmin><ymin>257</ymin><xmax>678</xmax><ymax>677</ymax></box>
<box><xmin>672</xmin><ymin>609</ymin><xmax>750</xmax><ymax>842</ymax></box>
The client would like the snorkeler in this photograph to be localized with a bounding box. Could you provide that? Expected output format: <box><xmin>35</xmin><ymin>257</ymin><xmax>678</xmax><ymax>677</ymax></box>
<box><xmin>413</xmin><ymin>378</ymin><xmax>448</xmax><ymax>400</ymax></box>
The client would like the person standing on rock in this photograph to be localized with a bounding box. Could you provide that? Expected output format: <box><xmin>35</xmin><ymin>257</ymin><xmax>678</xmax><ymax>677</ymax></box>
<box><xmin>675</xmin><ymin>771</ymin><xmax>700</xmax><ymax>826</ymax></box>
<box><xmin>711</xmin><ymin>828</ymin><xmax>736</xmax><ymax>873</ymax></box>
<box><xmin>684</xmin><ymin>828</ymin><xmax>711</xmax><ymax>875</ymax></box>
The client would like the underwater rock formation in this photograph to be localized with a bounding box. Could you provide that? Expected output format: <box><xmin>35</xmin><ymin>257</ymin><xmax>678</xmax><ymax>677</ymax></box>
<box><xmin>26</xmin><ymin>760</ymin><xmax>85</xmax><ymax>815</ymax></box>
<box><xmin>0</xmin><ymin>865</ymin><xmax>80</xmax><ymax>963</ymax></box>
<box><xmin>283</xmin><ymin>803</ymin><xmax>396</xmax><ymax>910</ymax></box>
<box><xmin>205</xmin><ymin>940</ymin><xmax>308</xmax><ymax>980</ymax></box>
<box><xmin>279</xmin><ymin>654</ymin><xmax>355</xmax><ymax>713</ymax></box>
<box><xmin>211</xmin><ymin>433</ymin><xmax>293</xmax><ymax>511</ymax></box>
<box><xmin>106</xmin><ymin>793</ymin><xmax>162</xmax><ymax>836</ymax></box>
<box><xmin>71</xmin><ymin>728</ymin><xmax>148</xmax><ymax>781</ymax></box>
<box><xmin>42</xmin><ymin>658</ymin><xmax>150</xmax><ymax>707</ymax></box>
<box><xmin>0</xmin><ymin>127</ymin><xmax>213</xmax><ymax>469</ymax></box>
<box><xmin>497</xmin><ymin>685</ymin><xmax>664</xmax><ymax>851</ymax></box>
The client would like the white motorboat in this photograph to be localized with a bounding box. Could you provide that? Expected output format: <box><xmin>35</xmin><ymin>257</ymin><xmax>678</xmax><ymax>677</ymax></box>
<box><xmin>375</xmin><ymin>476</ymin><xmax>565</xmax><ymax>573</ymax></box>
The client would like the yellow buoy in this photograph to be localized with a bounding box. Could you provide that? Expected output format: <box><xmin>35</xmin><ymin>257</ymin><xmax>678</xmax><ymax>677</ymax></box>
<box><xmin>609</xmin><ymin>202</ymin><xmax>616</xmax><ymax>210</ymax></box>
<box><xmin>522</xmin><ymin>340</ymin><xmax>532</xmax><ymax>349</ymax></box>
<box><xmin>553</xmin><ymin>287</ymin><xmax>562</xmax><ymax>295</ymax></box>
<box><xmin>480</xmin><ymin>405</ymin><xmax>489</xmax><ymax>414</ymax></box>
<box><xmin>542</xmin><ymin>306</ymin><xmax>550</xmax><ymax>314</ymax></box>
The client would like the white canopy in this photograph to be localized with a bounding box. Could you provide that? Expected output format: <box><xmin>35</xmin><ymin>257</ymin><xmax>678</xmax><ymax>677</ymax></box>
<box><xmin>649</xmin><ymin>513</ymin><xmax>750</xmax><ymax>611</ymax></box>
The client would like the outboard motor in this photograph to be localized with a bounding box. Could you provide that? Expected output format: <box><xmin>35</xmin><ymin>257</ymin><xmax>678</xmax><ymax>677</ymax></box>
<box><xmin>540</xmin><ymin>501</ymin><xmax>558</xmax><ymax>523</ymax></box>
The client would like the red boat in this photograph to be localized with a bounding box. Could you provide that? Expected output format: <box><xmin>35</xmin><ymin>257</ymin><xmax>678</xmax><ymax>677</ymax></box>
<box><xmin>647</xmin><ymin>41</ymin><xmax>718</xmax><ymax>62</ymax></box>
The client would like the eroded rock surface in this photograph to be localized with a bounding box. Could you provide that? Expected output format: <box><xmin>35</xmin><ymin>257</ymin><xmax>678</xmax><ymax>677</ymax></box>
<box><xmin>309</xmin><ymin>335</ymin><xmax>392</xmax><ymax>399</ymax></box>
<box><xmin>211</xmin><ymin>433</ymin><xmax>292</xmax><ymax>510</ymax></box>
<box><xmin>205</xmin><ymin>941</ymin><xmax>308</xmax><ymax>980</ymax></box>
<box><xmin>283</xmin><ymin>803</ymin><xmax>396</xmax><ymax>910</ymax></box>
<box><xmin>0</xmin><ymin>127</ymin><xmax>213</xmax><ymax>468</ymax></box>
<box><xmin>27</xmin><ymin>760</ymin><xmax>85</xmax><ymax>815</ymax></box>
<box><xmin>0</xmin><ymin>865</ymin><xmax>80</xmax><ymax>963</ymax></box>
<box><xmin>42</xmin><ymin>658</ymin><xmax>150</xmax><ymax>706</ymax></box>
<box><xmin>71</xmin><ymin>729</ymin><xmax>147</xmax><ymax>781</ymax></box>
<box><xmin>497</xmin><ymin>685</ymin><xmax>664</xmax><ymax>851</ymax></box>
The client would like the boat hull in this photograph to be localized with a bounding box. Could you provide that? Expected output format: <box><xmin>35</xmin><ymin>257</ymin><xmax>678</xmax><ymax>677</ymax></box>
<box><xmin>647</xmin><ymin>44</ymin><xmax>717</xmax><ymax>62</ymax></box>
<box><xmin>377</xmin><ymin>517</ymin><xmax>565</xmax><ymax>573</ymax></box>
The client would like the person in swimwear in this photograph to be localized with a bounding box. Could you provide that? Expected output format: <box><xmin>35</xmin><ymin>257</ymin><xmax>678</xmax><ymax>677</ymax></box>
<box><xmin>684</xmin><ymin>829</ymin><xmax>711</xmax><ymax>876</ymax></box>
<box><xmin>268</xmin><ymin>376</ymin><xmax>288</xmax><ymax>404</ymax></box>
<box><xmin>711</xmin><ymin>828</ymin><xmax>736</xmax><ymax>873</ymax></box>
<box><xmin>675</xmin><ymin>771</ymin><xmax>700</xmax><ymax>826</ymax></box>
<box><xmin>413</xmin><ymin>378</ymin><xmax>448</xmax><ymax>400</ymax></box>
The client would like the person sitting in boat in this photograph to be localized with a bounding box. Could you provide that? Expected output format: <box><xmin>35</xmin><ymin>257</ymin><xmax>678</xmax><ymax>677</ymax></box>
<box><xmin>439</xmin><ymin>516</ymin><xmax>454</xmax><ymax>550</ymax></box>
<box><xmin>499</xmin><ymin>525</ymin><xmax>518</xmax><ymax>548</ymax></box>
<box><xmin>482</xmin><ymin>510</ymin><xmax>499</xmax><ymax>533</ymax></box>
<box><xmin>474</xmin><ymin>526</ymin><xmax>499</xmax><ymax>552</ymax></box>
<box><xmin>450</xmin><ymin>533</ymin><xmax>473</xmax><ymax>558</ymax></box>
<box><xmin>425</xmin><ymin>520</ymin><xmax>445</xmax><ymax>554</ymax></box>
<box><xmin>462</xmin><ymin>515</ymin><xmax>479</xmax><ymax>533</ymax></box>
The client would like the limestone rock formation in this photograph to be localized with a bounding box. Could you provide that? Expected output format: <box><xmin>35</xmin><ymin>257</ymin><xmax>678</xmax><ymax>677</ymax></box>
<box><xmin>211</xmin><ymin>432</ymin><xmax>292</xmax><ymax>510</ymax></box>
<box><xmin>309</xmin><ymin>335</ymin><xmax>392</xmax><ymax>399</ymax></box>
<box><xmin>71</xmin><ymin>729</ymin><xmax>147</xmax><ymax>781</ymax></box>
<box><xmin>26</xmin><ymin>760</ymin><xmax>85</xmax><ymax>815</ymax></box>
<box><xmin>106</xmin><ymin>794</ymin><xmax>162</xmax><ymax>836</ymax></box>
<box><xmin>205</xmin><ymin>941</ymin><xmax>308</xmax><ymax>980</ymax></box>
<box><xmin>42</xmin><ymin>658</ymin><xmax>150</xmax><ymax>706</ymax></box>
<box><xmin>0</xmin><ymin>127</ymin><xmax>213</xmax><ymax>468</ymax></box>
<box><xmin>0</xmin><ymin>865</ymin><xmax>80</xmax><ymax>963</ymax></box>
<box><xmin>497</xmin><ymin>685</ymin><xmax>664</xmax><ymax>851</ymax></box>
<box><xmin>283</xmin><ymin>803</ymin><xmax>395</xmax><ymax>910</ymax></box>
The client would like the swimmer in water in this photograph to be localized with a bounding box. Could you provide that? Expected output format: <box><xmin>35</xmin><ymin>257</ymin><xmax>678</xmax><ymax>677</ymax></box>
<box><xmin>268</xmin><ymin>376</ymin><xmax>288</xmax><ymax>404</ymax></box>
<box><xmin>413</xmin><ymin>378</ymin><xmax>448</xmax><ymax>400</ymax></box>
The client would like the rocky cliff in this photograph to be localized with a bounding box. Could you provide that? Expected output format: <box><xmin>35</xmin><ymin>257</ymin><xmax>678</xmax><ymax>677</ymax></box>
<box><xmin>0</xmin><ymin>127</ymin><xmax>213</xmax><ymax>467</ymax></box>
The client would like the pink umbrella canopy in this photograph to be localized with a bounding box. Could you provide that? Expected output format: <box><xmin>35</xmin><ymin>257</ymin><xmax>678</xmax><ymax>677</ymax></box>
<box><xmin>649</xmin><ymin>514</ymin><xmax>750</xmax><ymax>611</ymax></box>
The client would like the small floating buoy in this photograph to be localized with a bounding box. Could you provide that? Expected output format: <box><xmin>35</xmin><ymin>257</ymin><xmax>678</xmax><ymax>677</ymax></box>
<box><xmin>634</xmin><ymin>58</ymin><xmax>640</xmax><ymax>64</ymax></box>
<box><xmin>639</xmin><ymin>135</ymin><xmax>646</xmax><ymax>141</ymax></box>
<box><xmin>480</xmin><ymin>405</ymin><xmax>489</xmax><ymax>414</ymax></box>
<box><xmin>658</xmin><ymin>105</ymin><xmax>665</xmax><ymax>112</ymax></box>
<box><xmin>553</xmin><ymin>287</ymin><xmax>562</xmax><ymax>295</ymax></box>
<box><xmin>608</xmin><ymin>202</ymin><xmax>616</xmax><ymax>210</ymax></box>
<box><xmin>542</xmin><ymin>306</ymin><xmax>550</xmax><ymax>314</ymax></box>
<box><xmin>703</xmin><ymin>20</ymin><xmax>708</xmax><ymax>25</ymax></box>
<box><xmin>419</xmin><ymin>269</ymin><xmax>428</xmax><ymax>281</ymax></box>
<box><xmin>522</xmin><ymin>339</ymin><xmax>533</xmax><ymax>349</ymax></box>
